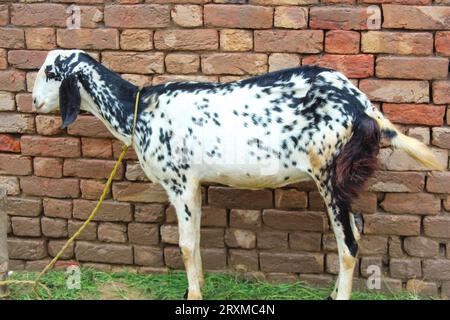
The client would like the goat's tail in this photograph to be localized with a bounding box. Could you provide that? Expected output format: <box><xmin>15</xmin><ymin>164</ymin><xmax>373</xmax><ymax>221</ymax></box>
<box><xmin>364</xmin><ymin>106</ymin><xmax>444</xmax><ymax>171</ymax></box>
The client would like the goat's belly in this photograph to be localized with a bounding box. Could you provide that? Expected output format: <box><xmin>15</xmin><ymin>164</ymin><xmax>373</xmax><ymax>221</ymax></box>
<box><xmin>199</xmin><ymin>164</ymin><xmax>313</xmax><ymax>190</ymax></box>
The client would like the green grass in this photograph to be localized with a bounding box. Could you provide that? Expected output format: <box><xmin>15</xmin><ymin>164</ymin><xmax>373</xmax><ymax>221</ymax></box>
<box><xmin>2</xmin><ymin>268</ymin><xmax>421</xmax><ymax>300</ymax></box>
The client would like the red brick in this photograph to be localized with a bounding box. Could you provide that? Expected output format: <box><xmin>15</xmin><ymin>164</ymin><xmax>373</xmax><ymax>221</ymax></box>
<box><xmin>0</xmin><ymin>113</ymin><xmax>34</xmax><ymax>135</ymax></box>
<box><xmin>202</xmin><ymin>53</ymin><xmax>267</xmax><ymax>75</ymax></box>
<box><xmin>201</xmin><ymin>228</ymin><xmax>225</xmax><ymax>248</ymax></box>
<box><xmin>325</xmin><ymin>30</ymin><xmax>360</xmax><ymax>54</ymax></box>
<box><xmin>0</xmin><ymin>154</ymin><xmax>32</xmax><ymax>175</ymax></box>
<box><xmin>274</xmin><ymin>6</ymin><xmax>308</xmax><ymax>29</ymax></box>
<box><xmin>424</xmin><ymin>216</ymin><xmax>450</xmax><ymax>238</ymax></box>
<box><xmin>21</xmin><ymin>136</ymin><xmax>81</xmax><ymax>158</ymax></box>
<box><xmin>57</xmin><ymin>29</ymin><xmax>118</xmax><ymax>50</ymax></box>
<box><xmin>73</xmin><ymin>199</ymin><xmax>132</xmax><ymax>222</ymax></box>
<box><xmin>78</xmin><ymin>5</ymin><xmax>103</xmax><ymax>29</ymax></box>
<box><xmin>0</xmin><ymin>48</ymin><xmax>6</xmax><ymax>69</ymax></box>
<box><xmin>102</xmin><ymin>51</ymin><xmax>164</xmax><ymax>74</ymax></box>
<box><xmin>43</xmin><ymin>198</ymin><xmax>72</xmax><ymax>219</ymax></box>
<box><xmin>68</xmin><ymin>220</ymin><xmax>97</xmax><ymax>241</ymax></box>
<box><xmin>0</xmin><ymin>92</ymin><xmax>14</xmax><ymax>111</ymax></box>
<box><xmin>154</xmin><ymin>29</ymin><xmax>218</xmax><ymax>51</ymax></box>
<box><xmin>225</xmin><ymin>229</ymin><xmax>256</xmax><ymax>249</ymax></box>
<box><xmin>406</xmin><ymin>279</ymin><xmax>438</xmax><ymax>297</ymax></box>
<box><xmin>432</xmin><ymin>127</ymin><xmax>450</xmax><ymax>149</ymax></box>
<box><xmin>15</xmin><ymin>93</ymin><xmax>34</xmax><ymax>113</ymax></box>
<box><xmin>381</xmin><ymin>193</ymin><xmax>440</xmax><ymax>215</ymax></box>
<box><xmin>310</xmin><ymin>6</ymin><xmax>381</xmax><ymax>30</ymax></box>
<box><xmin>378</xmin><ymin>147</ymin><xmax>448</xmax><ymax>171</ymax></box>
<box><xmin>423</xmin><ymin>260</ymin><xmax>450</xmax><ymax>280</ymax></box>
<box><xmin>208</xmin><ymin>186</ymin><xmax>272</xmax><ymax>209</ymax></box>
<box><xmin>80</xmin><ymin>179</ymin><xmax>110</xmax><ymax>200</ymax></box>
<box><xmin>254</xmin><ymin>30</ymin><xmax>323</xmax><ymax>53</ymax></box>
<box><xmin>135</xmin><ymin>204</ymin><xmax>165</xmax><ymax>223</ymax></box>
<box><xmin>229</xmin><ymin>249</ymin><xmax>258</xmax><ymax>272</ymax></box>
<box><xmin>268</xmin><ymin>53</ymin><xmax>300</xmax><ymax>72</ymax></box>
<box><xmin>11</xmin><ymin>3</ymin><xmax>68</xmax><ymax>27</ymax></box>
<box><xmin>134</xmin><ymin>245</ymin><xmax>164</xmax><ymax>267</ymax></box>
<box><xmin>25</xmin><ymin>28</ymin><xmax>55</xmax><ymax>50</ymax></box>
<box><xmin>6</xmin><ymin>197</ymin><xmax>42</xmax><ymax>217</ymax></box>
<box><xmin>98</xmin><ymin>222</ymin><xmax>127</xmax><ymax>243</ymax></box>
<box><xmin>360</xmin><ymin>80</ymin><xmax>429</xmax><ymax>103</ymax></box>
<box><xmin>289</xmin><ymin>232</ymin><xmax>322</xmax><ymax>251</ymax></box>
<box><xmin>11</xmin><ymin>217</ymin><xmax>41</xmax><ymax>237</ymax></box>
<box><xmin>359</xmin><ymin>235</ymin><xmax>388</xmax><ymax>255</ymax></box>
<box><xmin>171</xmin><ymin>4</ymin><xmax>203</xmax><ymax>27</ymax></box>
<box><xmin>435</xmin><ymin>31</ymin><xmax>450</xmax><ymax>56</ymax></box>
<box><xmin>263</xmin><ymin>209</ymin><xmax>328</xmax><ymax>232</ymax></box>
<box><xmin>165</xmin><ymin>53</ymin><xmax>199</xmax><ymax>74</ymax></box>
<box><xmin>20</xmin><ymin>176</ymin><xmax>79</xmax><ymax>198</ymax></box>
<box><xmin>390</xmin><ymin>258</ymin><xmax>422</xmax><ymax>279</ymax></box>
<box><xmin>75</xmin><ymin>241</ymin><xmax>133</xmax><ymax>264</ymax></box>
<box><xmin>0</xmin><ymin>27</ymin><xmax>25</xmax><ymax>49</ymax></box>
<box><xmin>8</xmin><ymin>238</ymin><xmax>47</xmax><ymax>260</ymax></box>
<box><xmin>112</xmin><ymin>182</ymin><xmax>168</xmax><ymax>203</ymax></box>
<box><xmin>274</xmin><ymin>189</ymin><xmax>307</xmax><ymax>209</ymax></box>
<box><xmin>352</xmin><ymin>192</ymin><xmax>377</xmax><ymax>214</ymax></box>
<box><xmin>120</xmin><ymin>30</ymin><xmax>153</xmax><ymax>51</ymax></box>
<box><xmin>361</xmin><ymin>31</ymin><xmax>433</xmax><ymax>55</ymax></box>
<box><xmin>367</xmin><ymin>171</ymin><xmax>425</xmax><ymax>193</ymax></box>
<box><xmin>160</xmin><ymin>225</ymin><xmax>178</xmax><ymax>244</ymax></box>
<box><xmin>0</xmin><ymin>70</ymin><xmax>26</xmax><ymax>92</ymax></box>
<box><xmin>63</xmin><ymin>158</ymin><xmax>124</xmax><ymax>180</ymax></box>
<box><xmin>35</xmin><ymin>115</ymin><xmax>63</xmax><ymax>136</ymax></box>
<box><xmin>257</xmin><ymin>231</ymin><xmax>288</xmax><ymax>249</ymax></box>
<box><xmin>201</xmin><ymin>207</ymin><xmax>227</xmax><ymax>227</ymax></box>
<box><xmin>383</xmin><ymin>4</ymin><xmax>450</xmax><ymax>30</ymax></box>
<box><xmin>432</xmin><ymin>81</ymin><xmax>450</xmax><ymax>105</ymax></box>
<box><xmin>303</xmin><ymin>54</ymin><xmax>374</xmax><ymax>78</ymax></box>
<box><xmin>376</xmin><ymin>57</ymin><xmax>448</xmax><ymax>80</ymax></box>
<box><xmin>128</xmin><ymin>222</ymin><xmax>159</xmax><ymax>245</ymax></box>
<box><xmin>41</xmin><ymin>217</ymin><xmax>68</xmax><ymax>238</ymax></box>
<box><xmin>0</xmin><ymin>176</ymin><xmax>20</xmax><ymax>195</ymax></box>
<box><xmin>34</xmin><ymin>157</ymin><xmax>62</xmax><ymax>178</ymax></box>
<box><xmin>220</xmin><ymin>29</ymin><xmax>253</xmax><ymax>52</ymax></box>
<box><xmin>404</xmin><ymin>236</ymin><xmax>439</xmax><ymax>258</ymax></box>
<box><xmin>67</xmin><ymin>115</ymin><xmax>114</xmax><ymax>138</ymax></box>
<box><xmin>104</xmin><ymin>4</ymin><xmax>170</xmax><ymax>28</ymax></box>
<box><xmin>260</xmin><ymin>252</ymin><xmax>323</xmax><ymax>273</ymax></box>
<box><xmin>47</xmin><ymin>240</ymin><xmax>73</xmax><ymax>260</ymax></box>
<box><xmin>0</xmin><ymin>134</ymin><xmax>20</xmax><ymax>153</ymax></box>
<box><xmin>382</xmin><ymin>104</ymin><xmax>445</xmax><ymax>126</ymax></box>
<box><xmin>81</xmin><ymin>138</ymin><xmax>112</xmax><ymax>159</ymax></box>
<box><xmin>0</xmin><ymin>5</ymin><xmax>7</xmax><ymax>26</ymax></box>
<box><xmin>204</xmin><ymin>4</ymin><xmax>272</xmax><ymax>29</ymax></box>
<box><xmin>125</xmin><ymin>161</ymin><xmax>148</xmax><ymax>181</ymax></box>
<box><xmin>364</xmin><ymin>214</ymin><xmax>421</xmax><ymax>236</ymax></box>
<box><xmin>427</xmin><ymin>172</ymin><xmax>450</xmax><ymax>194</ymax></box>
<box><xmin>8</xmin><ymin>50</ymin><xmax>47</xmax><ymax>70</ymax></box>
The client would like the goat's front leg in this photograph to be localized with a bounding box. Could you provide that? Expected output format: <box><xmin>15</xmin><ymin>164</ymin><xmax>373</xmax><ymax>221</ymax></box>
<box><xmin>171</xmin><ymin>184</ymin><xmax>203</xmax><ymax>300</ymax></box>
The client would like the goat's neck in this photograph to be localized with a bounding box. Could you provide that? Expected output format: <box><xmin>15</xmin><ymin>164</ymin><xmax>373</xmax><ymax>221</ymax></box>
<box><xmin>76</xmin><ymin>57</ymin><xmax>140</xmax><ymax>145</ymax></box>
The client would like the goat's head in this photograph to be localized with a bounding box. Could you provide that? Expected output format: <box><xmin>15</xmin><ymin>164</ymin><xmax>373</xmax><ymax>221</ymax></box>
<box><xmin>33</xmin><ymin>49</ymin><xmax>85</xmax><ymax>128</ymax></box>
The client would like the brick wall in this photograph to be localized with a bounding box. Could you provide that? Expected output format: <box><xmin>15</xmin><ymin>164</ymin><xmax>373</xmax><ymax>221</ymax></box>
<box><xmin>0</xmin><ymin>0</ymin><xmax>449</xmax><ymax>298</ymax></box>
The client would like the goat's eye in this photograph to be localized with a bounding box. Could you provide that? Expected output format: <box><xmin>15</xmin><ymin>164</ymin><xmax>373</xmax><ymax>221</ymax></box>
<box><xmin>46</xmin><ymin>71</ymin><xmax>57</xmax><ymax>79</ymax></box>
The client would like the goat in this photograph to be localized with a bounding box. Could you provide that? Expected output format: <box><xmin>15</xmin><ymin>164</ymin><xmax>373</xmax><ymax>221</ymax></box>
<box><xmin>32</xmin><ymin>50</ymin><xmax>443</xmax><ymax>300</ymax></box>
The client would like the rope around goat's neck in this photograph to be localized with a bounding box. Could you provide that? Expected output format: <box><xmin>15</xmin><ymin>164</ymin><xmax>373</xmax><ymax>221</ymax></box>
<box><xmin>0</xmin><ymin>88</ymin><xmax>142</xmax><ymax>299</ymax></box>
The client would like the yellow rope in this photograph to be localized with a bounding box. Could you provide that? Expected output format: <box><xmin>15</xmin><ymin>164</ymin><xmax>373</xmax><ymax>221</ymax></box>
<box><xmin>0</xmin><ymin>89</ymin><xmax>142</xmax><ymax>299</ymax></box>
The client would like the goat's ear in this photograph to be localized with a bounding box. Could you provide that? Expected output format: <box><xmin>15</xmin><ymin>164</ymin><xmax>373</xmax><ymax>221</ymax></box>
<box><xmin>59</xmin><ymin>74</ymin><xmax>81</xmax><ymax>129</ymax></box>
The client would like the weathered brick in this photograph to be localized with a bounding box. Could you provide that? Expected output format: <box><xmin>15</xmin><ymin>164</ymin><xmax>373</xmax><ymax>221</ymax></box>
<box><xmin>104</xmin><ymin>4</ymin><xmax>170</xmax><ymax>28</ymax></box>
<box><xmin>359</xmin><ymin>256</ymin><xmax>379</xmax><ymax>277</ymax></box>
<box><xmin>367</xmin><ymin>171</ymin><xmax>425</xmax><ymax>193</ymax></box>
<box><xmin>20</xmin><ymin>176</ymin><xmax>79</xmax><ymax>198</ymax></box>
<box><xmin>435</xmin><ymin>31</ymin><xmax>450</xmax><ymax>56</ymax></box>
<box><xmin>376</xmin><ymin>57</ymin><xmax>448</xmax><ymax>80</ymax></box>
<box><xmin>274</xmin><ymin>189</ymin><xmax>307</xmax><ymax>209</ymax></box>
<box><xmin>427</xmin><ymin>172</ymin><xmax>450</xmax><ymax>193</ymax></box>
<box><xmin>21</xmin><ymin>136</ymin><xmax>80</xmax><ymax>158</ymax></box>
<box><xmin>48</xmin><ymin>240</ymin><xmax>74</xmax><ymax>259</ymax></box>
<box><xmin>303</xmin><ymin>54</ymin><xmax>374</xmax><ymax>78</ymax></box>
<box><xmin>0</xmin><ymin>92</ymin><xmax>15</xmax><ymax>111</ymax></box>
<box><xmin>6</xmin><ymin>197</ymin><xmax>42</xmax><ymax>217</ymax></box>
<box><xmin>0</xmin><ymin>70</ymin><xmax>26</xmax><ymax>92</ymax></box>
<box><xmin>263</xmin><ymin>209</ymin><xmax>328</xmax><ymax>232</ymax></box>
<box><xmin>0</xmin><ymin>27</ymin><xmax>24</xmax><ymax>49</ymax></box>
<box><xmin>274</xmin><ymin>6</ymin><xmax>307</xmax><ymax>29</ymax></box>
<box><xmin>0</xmin><ymin>176</ymin><xmax>20</xmax><ymax>195</ymax></box>
<box><xmin>57</xmin><ymin>29</ymin><xmax>119</xmax><ymax>50</ymax></box>
<box><xmin>8</xmin><ymin>238</ymin><xmax>47</xmax><ymax>260</ymax></box>
<box><xmin>112</xmin><ymin>182</ymin><xmax>168</xmax><ymax>203</ymax></box>
<box><xmin>160</xmin><ymin>224</ymin><xmax>178</xmax><ymax>244</ymax></box>
<box><xmin>0</xmin><ymin>154</ymin><xmax>32</xmax><ymax>175</ymax></box>
<box><xmin>359</xmin><ymin>235</ymin><xmax>388</xmax><ymax>255</ymax></box>
<box><xmin>432</xmin><ymin>127</ymin><xmax>450</xmax><ymax>149</ymax></box>
<box><xmin>406</xmin><ymin>279</ymin><xmax>438</xmax><ymax>297</ymax></box>
<box><xmin>379</xmin><ymin>148</ymin><xmax>448</xmax><ymax>171</ymax></box>
<box><xmin>41</xmin><ymin>217</ymin><xmax>68</xmax><ymax>238</ymax></box>
<box><xmin>135</xmin><ymin>204</ymin><xmax>165</xmax><ymax>223</ymax></box>
<box><xmin>81</xmin><ymin>138</ymin><xmax>112</xmax><ymax>159</ymax></box>
<box><xmin>381</xmin><ymin>193</ymin><xmax>440</xmax><ymax>215</ymax></box>
<box><xmin>125</xmin><ymin>161</ymin><xmax>148</xmax><ymax>182</ymax></box>
<box><xmin>254</xmin><ymin>30</ymin><xmax>323</xmax><ymax>53</ymax></box>
<box><xmin>34</xmin><ymin>157</ymin><xmax>63</xmax><ymax>178</ymax></box>
<box><xmin>257</xmin><ymin>231</ymin><xmax>288</xmax><ymax>249</ymax></box>
<box><xmin>134</xmin><ymin>245</ymin><xmax>164</xmax><ymax>267</ymax></box>
<box><xmin>204</xmin><ymin>4</ymin><xmax>273</xmax><ymax>29</ymax></box>
<box><xmin>359</xmin><ymin>80</ymin><xmax>429</xmax><ymax>103</ymax></box>
<box><xmin>68</xmin><ymin>220</ymin><xmax>97</xmax><ymax>241</ymax></box>
<box><xmin>73</xmin><ymin>199</ymin><xmax>132</xmax><ymax>222</ymax></box>
<box><xmin>11</xmin><ymin>3</ymin><xmax>68</xmax><ymax>27</ymax></box>
<box><xmin>383</xmin><ymin>4</ymin><xmax>450</xmax><ymax>30</ymax></box>
<box><xmin>225</xmin><ymin>229</ymin><xmax>256</xmax><ymax>249</ymax></box>
<box><xmin>432</xmin><ymin>81</ymin><xmax>450</xmax><ymax>105</ymax></box>
<box><xmin>154</xmin><ymin>29</ymin><xmax>218</xmax><ymax>51</ymax></box>
<box><xmin>102</xmin><ymin>51</ymin><xmax>164</xmax><ymax>74</ymax></box>
<box><xmin>289</xmin><ymin>232</ymin><xmax>322</xmax><ymax>252</ymax></box>
<box><xmin>268</xmin><ymin>53</ymin><xmax>300</xmax><ymax>72</ymax></box>
<box><xmin>0</xmin><ymin>4</ymin><xmax>7</xmax><ymax>26</ymax></box>
<box><xmin>0</xmin><ymin>49</ymin><xmax>6</xmax><ymax>70</ymax></box>
<box><xmin>0</xmin><ymin>134</ymin><xmax>20</xmax><ymax>152</ymax></box>
<box><xmin>382</xmin><ymin>104</ymin><xmax>445</xmax><ymax>126</ymax></box>
<box><xmin>75</xmin><ymin>241</ymin><xmax>133</xmax><ymax>264</ymax></box>
<box><xmin>171</xmin><ymin>4</ymin><xmax>202</xmax><ymax>27</ymax></box>
<box><xmin>352</xmin><ymin>192</ymin><xmax>377</xmax><ymax>214</ymax></box>
<box><xmin>390</xmin><ymin>258</ymin><xmax>422</xmax><ymax>279</ymax></box>
<box><xmin>201</xmin><ymin>228</ymin><xmax>225</xmax><ymax>248</ymax></box>
<box><xmin>260</xmin><ymin>252</ymin><xmax>323</xmax><ymax>273</ymax></box>
<box><xmin>11</xmin><ymin>217</ymin><xmax>41</xmax><ymax>237</ymax></box>
<box><xmin>43</xmin><ymin>198</ymin><xmax>72</xmax><ymax>219</ymax></box>
<box><xmin>120</xmin><ymin>29</ymin><xmax>153</xmax><ymax>51</ymax></box>
<box><xmin>310</xmin><ymin>6</ymin><xmax>381</xmax><ymax>30</ymax></box>
<box><xmin>80</xmin><ymin>179</ymin><xmax>110</xmax><ymax>200</ymax></box>
<box><xmin>165</xmin><ymin>53</ymin><xmax>199</xmax><ymax>74</ymax></box>
<box><xmin>423</xmin><ymin>260</ymin><xmax>450</xmax><ymax>280</ymax></box>
<box><xmin>208</xmin><ymin>186</ymin><xmax>272</xmax><ymax>209</ymax></box>
<box><xmin>98</xmin><ymin>222</ymin><xmax>127</xmax><ymax>243</ymax></box>
<box><xmin>202</xmin><ymin>53</ymin><xmax>267</xmax><ymax>75</ymax></box>
<box><xmin>325</xmin><ymin>30</ymin><xmax>360</xmax><ymax>54</ymax></box>
<box><xmin>122</xmin><ymin>74</ymin><xmax>152</xmax><ymax>88</ymax></box>
<box><xmin>361</xmin><ymin>31</ymin><xmax>433</xmax><ymax>55</ymax></box>
<box><xmin>35</xmin><ymin>115</ymin><xmax>63</xmax><ymax>136</ymax></box>
<box><xmin>229</xmin><ymin>249</ymin><xmax>259</xmax><ymax>272</ymax></box>
<box><xmin>128</xmin><ymin>222</ymin><xmax>159</xmax><ymax>245</ymax></box>
<box><xmin>219</xmin><ymin>29</ymin><xmax>253</xmax><ymax>52</ymax></box>
<box><xmin>67</xmin><ymin>115</ymin><xmax>114</xmax><ymax>138</ymax></box>
<box><xmin>408</xmin><ymin>127</ymin><xmax>430</xmax><ymax>144</ymax></box>
<box><xmin>8</xmin><ymin>50</ymin><xmax>47</xmax><ymax>70</ymax></box>
<box><xmin>364</xmin><ymin>215</ymin><xmax>421</xmax><ymax>236</ymax></box>
<box><xmin>64</xmin><ymin>158</ymin><xmax>124</xmax><ymax>180</ymax></box>
<box><xmin>404</xmin><ymin>236</ymin><xmax>439</xmax><ymax>258</ymax></box>
<box><xmin>15</xmin><ymin>93</ymin><xmax>34</xmax><ymax>113</ymax></box>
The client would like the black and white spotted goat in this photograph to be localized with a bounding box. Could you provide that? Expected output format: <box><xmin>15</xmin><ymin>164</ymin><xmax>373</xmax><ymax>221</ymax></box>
<box><xmin>33</xmin><ymin>50</ymin><xmax>443</xmax><ymax>300</ymax></box>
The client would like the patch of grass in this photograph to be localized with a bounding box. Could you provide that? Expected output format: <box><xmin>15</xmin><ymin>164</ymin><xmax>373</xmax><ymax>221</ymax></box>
<box><xmin>3</xmin><ymin>268</ymin><xmax>421</xmax><ymax>300</ymax></box>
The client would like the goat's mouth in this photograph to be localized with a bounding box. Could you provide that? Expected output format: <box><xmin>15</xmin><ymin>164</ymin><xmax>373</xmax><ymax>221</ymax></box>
<box><xmin>33</xmin><ymin>98</ymin><xmax>45</xmax><ymax>110</ymax></box>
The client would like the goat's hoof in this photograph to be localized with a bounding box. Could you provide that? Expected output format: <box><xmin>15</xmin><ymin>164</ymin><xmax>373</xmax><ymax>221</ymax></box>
<box><xmin>324</xmin><ymin>295</ymin><xmax>334</xmax><ymax>300</ymax></box>
<box><xmin>183</xmin><ymin>289</ymin><xmax>189</xmax><ymax>300</ymax></box>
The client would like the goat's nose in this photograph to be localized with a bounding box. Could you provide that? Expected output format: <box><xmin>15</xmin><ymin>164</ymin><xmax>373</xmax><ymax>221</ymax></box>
<box><xmin>33</xmin><ymin>98</ymin><xmax>37</xmax><ymax>106</ymax></box>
